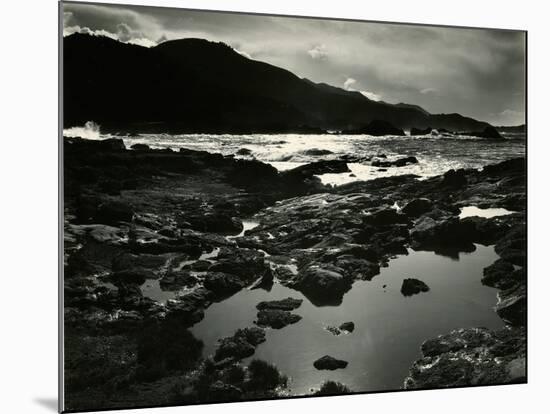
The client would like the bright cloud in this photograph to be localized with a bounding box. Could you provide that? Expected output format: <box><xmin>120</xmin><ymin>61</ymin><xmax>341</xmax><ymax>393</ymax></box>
<box><xmin>360</xmin><ymin>90</ymin><xmax>382</xmax><ymax>101</ymax></box>
<box><xmin>343</xmin><ymin>78</ymin><xmax>382</xmax><ymax>101</ymax></box>
<box><xmin>343</xmin><ymin>77</ymin><xmax>356</xmax><ymax>90</ymax></box>
<box><xmin>307</xmin><ymin>44</ymin><xmax>328</xmax><ymax>60</ymax></box>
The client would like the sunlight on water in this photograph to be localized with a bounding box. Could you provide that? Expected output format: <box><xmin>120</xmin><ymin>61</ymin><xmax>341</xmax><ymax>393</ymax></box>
<box><xmin>63</xmin><ymin>121</ymin><xmax>101</xmax><ymax>140</ymax></box>
<box><xmin>63</xmin><ymin>124</ymin><xmax>525</xmax><ymax>185</ymax></box>
<box><xmin>459</xmin><ymin>206</ymin><xmax>514</xmax><ymax>219</ymax></box>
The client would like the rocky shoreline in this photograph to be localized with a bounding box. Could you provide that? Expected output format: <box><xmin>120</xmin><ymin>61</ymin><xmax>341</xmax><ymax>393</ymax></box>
<box><xmin>63</xmin><ymin>137</ymin><xmax>526</xmax><ymax>411</ymax></box>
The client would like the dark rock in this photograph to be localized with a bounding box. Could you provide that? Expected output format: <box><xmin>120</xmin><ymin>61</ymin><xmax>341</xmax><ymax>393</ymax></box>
<box><xmin>130</xmin><ymin>143</ymin><xmax>150</xmax><ymax>151</ymax></box>
<box><xmin>112</xmin><ymin>253</ymin><xmax>167</xmax><ymax>272</ymax></box>
<box><xmin>160</xmin><ymin>270</ymin><xmax>198</xmax><ymax>291</ymax></box>
<box><xmin>345</xmin><ymin>120</ymin><xmax>405</xmax><ymax>136</ymax></box>
<box><xmin>339</xmin><ymin>322</ymin><xmax>355</xmax><ymax>332</ymax></box>
<box><xmin>207</xmin><ymin>381</ymin><xmax>243</xmax><ymax>401</ymax></box>
<box><xmin>256</xmin><ymin>297</ymin><xmax>303</xmax><ymax>311</ymax></box>
<box><xmin>325</xmin><ymin>321</ymin><xmax>355</xmax><ymax>336</ymax></box>
<box><xmin>136</xmin><ymin>320</ymin><xmax>203</xmax><ymax>381</ymax></box>
<box><xmin>495</xmin><ymin>225</ymin><xmax>526</xmax><ymax>267</ymax></box>
<box><xmin>208</xmin><ymin>248</ymin><xmax>271</xmax><ymax>282</ymax></box>
<box><xmin>99</xmin><ymin>138</ymin><xmax>126</xmax><ymax>151</ymax></box>
<box><xmin>313</xmin><ymin>355</ymin><xmax>348</xmax><ymax>370</ymax></box>
<box><xmin>203</xmin><ymin>272</ymin><xmax>246</xmax><ymax>298</ymax></box>
<box><xmin>402</xmin><ymin>198</ymin><xmax>433</xmax><ymax>217</ymax></box>
<box><xmin>303</xmin><ymin>148</ymin><xmax>334</xmax><ymax>156</ymax></box>
<box><xmin>283</xmin><ymin>160</ymin><xmax>350</xmax><ymax>178</ymax></box>
<box><xmin>442</xmin><ymin>169</ymin><xmax>467</xmax><ymax>187</ymax></box>
<box><xmin>401</xmin><ymin>278</ymin><xmax>430</xmax><ymax>296</ymax></box>
<box><xmin>371</xmin><ymin>156</ymin><xmax>418</xmax><ymax>168</ymax></box>
<box><xmin>245</xmin><ymin>359</ymin><xmax>288</xmax><ymax>391</ymax></box>
<box><xmin>496</xmin><ymin>283</ymin><xmax>526</xmax><ymax>326</ymax></box>
<box><xmin>410</xmin><ymin>127</ymin><xmax>432</xmax><ymax>136</ymax></box>
<box><xmin>465</xmin><ymin>126</ymin><xmax>504</xmax><ymax>140</ymax></box>
<box><xmin>363</xmin><ymin>208</ymin><xmax>408</xmax><ymax>226</ymax></box>
<box><xmin>482</xmin><ymin>259</ymin><xmax>521</xmax><ymax>290</ymax></box>
<box><xmin>158</xmin><ymin>226</ymin><xmax>177</xmax><ymax>238</ymax></box>
<box><xmin>459</xmin><ymin>216</ymin><xmax>509</xmax><ymax>245</ymax></box>
<box><xmin>214</xmin><ymin>327</ymin><xmax>266</xmax><ymax>361</ymax></box>
<box><xmin>313</xmin><ymin>381</ymin><xmax>352</xmax><ymax>395</ymax></box>
<box><xmin>164</xmin><ymin>288</ymin><xmax>213</xmax><ymax>326</ymax></box>
<box><xmin>404</xmin><ymin>327</ymin><xmax>526</xmax><ymax>389</ymax></box>
<box><xmin>95</xmin><ymin>200</ymin><xmax>134</xmax><ymax>225</ymax></box>
<box><xmin>255</xmin><ymin>309</ymin><xmax>302</xmax><ymax>329</ymax></box>
<box><xmin>236</xmin><ymin>148</ymin><xmax>252</xmax><ymax>155</ymax></box>
<box><xmin>292</xmin><ymin>265</ymin><xmax>352</xmax><ymax>306</ymax></box>
<box><xmin>111</xmin><ymin>268</ymin><xmax>153</xmax><ymax>285</ymax></box>
<box><xmin>410</xmin><ymin>213</ymin><xmax>476</xmax><ymax>251</ymax></box>
<box><xmin>183</xmin><ymin>213</ymin><xmax>243</xmax><ymax>235</ymax></box>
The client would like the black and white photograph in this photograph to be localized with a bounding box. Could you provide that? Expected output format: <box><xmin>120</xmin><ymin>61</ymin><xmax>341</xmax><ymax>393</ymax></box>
<box><xmin>60</xmin><ymin>1</ymin><xmax>526</xmax><ymax>412</ymax></box>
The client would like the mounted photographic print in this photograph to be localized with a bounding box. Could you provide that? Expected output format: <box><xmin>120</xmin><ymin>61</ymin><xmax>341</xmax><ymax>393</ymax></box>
<box><xmin>60</xmin><ymin>1</ymin><xmax>527</xmax><ymax>412</ymax></box>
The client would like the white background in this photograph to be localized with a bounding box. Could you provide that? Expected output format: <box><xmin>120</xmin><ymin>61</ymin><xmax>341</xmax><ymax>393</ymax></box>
<box><xmin>1</xmin><ymin>0</ymin><xmax>548</xmax><ymax>413</ymax></box>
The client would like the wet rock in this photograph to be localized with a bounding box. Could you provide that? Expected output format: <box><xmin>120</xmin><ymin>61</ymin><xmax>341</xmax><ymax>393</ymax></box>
<box><xmin>339</xmin><ymin>154</ymin><xmax>371</xmax><ymax>163</ymax></box>
<box><xmin>283</xmin><ymin>160</ymin><xmax>350</xmax><ymax>178</ymax></box>
<box><xmin>96</xmin><ymin>200</ymin><xmax>134</xmax><ymax>225</ymax></box>
<box><xmin>345</xmin><ymin>120</ymin><xmax>405</xmax><ymax>136</ymax></box>
<box><xmin>482</xmin><ymin>259</ymin><xmax>521</xmax><ymax>290</ymax></box>
<box><xmin>164</xmin><ymin>288</ymin><xmax>213</xmax><ymax>326</ymax></box>
<box><xmin>111</xmin><ymin>268</ymin><xmax>154</xmax><ymax>285</ymax></box>
<box><xmin>496</xmin><ymin>284</ymin><xmax>526</xmax><ymax>326</ymax></box>
<box><xmin>111</xmin><ymin>253</ymin><xmax>167</xmax><ymax>273</ymax></box>
<box><xmin>410</xmin><ymin>213</ymin><xmax>475</xmax><ymax>251</ymax></box>
<box><xmin>100</xmin><ymin>138</ymin><xmax>126</xmax><ymax>151</ymax></box>
<box><xmin>401</xmin><ymin>278</ymin><xmax>430</xmax><ymax>296</ymax></box>
<box><xmin>495</xmin><ymin>224</ymin><xmax>526</xmax><ymax>267</ymax></box>
<box><xmin>245</xmin><ymin>359</ymin><xmax>288</xmax><ymax>392</ymax></box>
<box><xmin>214</xmin><ymin>327</ymin><xmax>266</xmax><ymax>362</ymax></box>
<box><xmin>303</xmin><ymin>148</ymin><xmax>334</xmax><ymax>156</ymax></box>
<box><xmin>465</xmin><ymin>126</ymin><xmax>504</xmax><ymax>140</ymax></box>
<box><xmin>209</xmin><ymin>248</ymin><xmax>271</xmax><ymax>281</ymax></box>
<box><xmin>333</xmin><ymin>257</ymin><xmax>380</xmax><ymax>281</ymax></box>
<box><xmin>363</xmin><ymin>208</ymin><xmax>408</xmax><ymax>226</ymax></box>
<box><xmin>339</xmin><ymin>321</ymin><xmax>355</xmax><ymax>332</ymax></box>
<box><xmin>130</xmin><ymin>143</ymin><xmax>150</xmax><ymax>151</ymax></box>
<box><xmin>402</xmin><ymin>198</ymin><xmax>433</xmax><ymax>217</ymax></box>
<box><xmin>442</xmin><ymin>169</ymin><xmax>467</xmax><ymax>187</ymax></box>
<box><xmin>313</xmin><ymin>355</ymin><xmax>348</xmax><ymax>370</ymax></box>
<box><xmin>256</xmin><ymin>297</ymin><xmax>303</xmax><ymax>311</ymax></box>
<box><xmin>183</xmin><ymin>213</ymin><xmax>243</xmax><ymax>235</ymax></box>
<box><xmin>236</xmin><ymin>148</ymin><xmax>252</xmax><ymax>156</ymax></box>
<box><xmin>404</xmin><ymin>327</ymin><xmax>526</xmax><ymax>389</ymax></box>
<box><xmin>203</xmin><ymin>272</ymin><xmax>246</xmax><ymax>298</ymax></box>
<box><xmin>292</xmin><ymin>265</ymin><xmax>352</xmax><ymax>306</ymax></box>
<box><xmin>159</xmin><ymin>270</ymin><xmax>198</xmax><ymax>291</ymax></box>
<box><xmin>186</xmin><ymin>259</ymin><xmax>214</xmax><ymax>272</ymax></box>
<box><xmin>136</xmin><ymin>320</ymin><xmax>203</xmax><ymax>381</ymax></box>
<box><xmin>325</xmin><ymin>321</ymin><xmax>355</xmax><ymax>336</ymax></box>
<box><xmin>313</xmin><ymin>381</ymin><xmax>352</xmax><ymax>395</ymax></box>
<box><xmin>255</xmin><ymin>309</ymin><xmax>302</xmax><ymax>329</ymax></box>
<box><xmin>157</xmin><ymin>226</ymin><xmax>177</xmax><ymax>238</ymax></box>
<box><xmin>207</xmin><ymin>381</ymin><xmax>242</xmax><ymax>401</ymax></box>
<box><xmin>459</xmin><ymin>216</ymin><xmax>509</xmax><ymax>245</ymax></box>
<box><xmin>371</xmin><ymin>156</ymin><xmax>418</xmax><ymax>168</ymax></box>
<box><xmin>410</xmin><ymin>127</ymin><xmax>432</xmax><ymax>136</ymax></box>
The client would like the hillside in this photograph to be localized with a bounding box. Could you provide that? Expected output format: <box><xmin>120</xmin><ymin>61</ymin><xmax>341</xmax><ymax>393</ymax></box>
<box><xmin>63</xmin><ymin>33</ymin><xmax>491</xmax><ymax>134</ymax></box>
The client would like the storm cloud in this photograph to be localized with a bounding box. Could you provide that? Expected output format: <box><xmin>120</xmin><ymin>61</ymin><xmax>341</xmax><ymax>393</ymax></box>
<box><xmin>62</xmin><ymin>2</ymin><xmax>526</xmax><ymax>126</ymax></box>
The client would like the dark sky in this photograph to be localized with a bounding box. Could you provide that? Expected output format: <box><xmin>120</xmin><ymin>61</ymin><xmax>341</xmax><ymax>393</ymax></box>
<box><xmin>63</xmin><ymin>2</ymin><xmax>526</xmax><ymax>126</ymax></box>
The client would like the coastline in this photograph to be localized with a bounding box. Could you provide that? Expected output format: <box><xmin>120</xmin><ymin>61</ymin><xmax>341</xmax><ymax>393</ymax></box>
<box><xmin>63</xmin><ymin>137</ymin><xmax>526</xmax><ymax>411</ymax></box>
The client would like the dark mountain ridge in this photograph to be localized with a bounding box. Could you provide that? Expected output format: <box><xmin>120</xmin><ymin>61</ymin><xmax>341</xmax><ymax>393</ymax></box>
<box><xmin>63</xmin><ymin>33</ymin><xmax>492</xmax><ymax>134</ymax></box>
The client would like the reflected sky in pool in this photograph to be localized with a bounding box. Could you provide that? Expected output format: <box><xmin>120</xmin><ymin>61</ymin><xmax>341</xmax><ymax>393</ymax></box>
<box><xmin>191</xmin><ymin>244</ymin><xmax>503</xmax><ymax>395</ymax></box>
